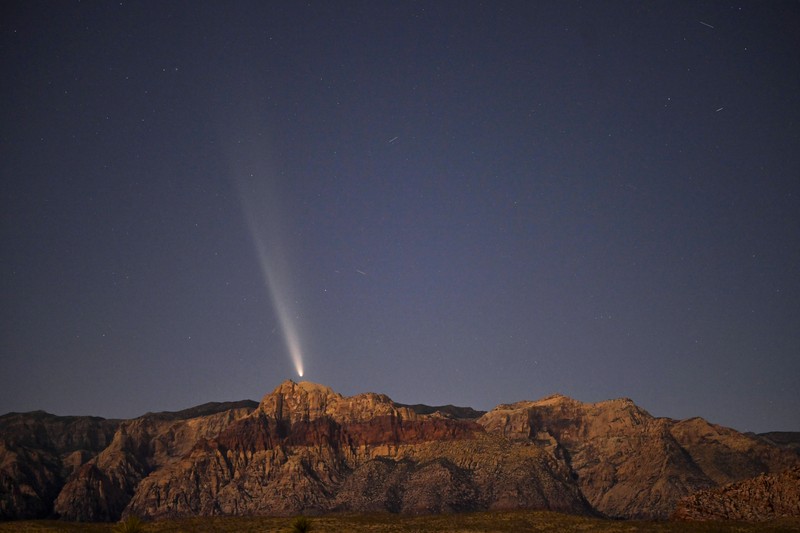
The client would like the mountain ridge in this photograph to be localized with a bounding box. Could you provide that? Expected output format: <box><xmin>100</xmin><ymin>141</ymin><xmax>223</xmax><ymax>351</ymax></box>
<box><xmin>1</xmin><ymin>380</ymin><xmax>797</xmax><ymax>522</ymax></box>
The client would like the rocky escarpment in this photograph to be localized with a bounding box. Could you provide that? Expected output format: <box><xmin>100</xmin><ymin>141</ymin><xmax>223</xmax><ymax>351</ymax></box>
<box><xmin>0</xmin><ymin>402</ymin><xmax>255</xmax><ymax>521</ymax></box>
<box><xmin>124</xmin><ymin>381</ymin><xmax>592</xmax><ymax>519</ymax></box>
<box><xmin>0</xmin><ymin>411</ymin><xmax>119</xmax><ymax>519</ymax></box>
<box><xmin>673</xmin><ymin>466</ymin><xmax>800</xmax><ymax>521</ymax></box>
<box><xmin>52</xmin><ymin>401</ymin><xmax>256</xmax><ymax>521</ymax></box>
<box><xmin>477</xmin><ymin>394</ymin><xmax>799</xmax><ymax>519</ymax></box>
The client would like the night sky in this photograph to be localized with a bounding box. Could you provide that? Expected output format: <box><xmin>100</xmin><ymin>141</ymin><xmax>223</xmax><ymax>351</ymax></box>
<box><xmin>2</xmin><ymin>1</ymin><xmax>798</xmax><ymax>433</ymax></box>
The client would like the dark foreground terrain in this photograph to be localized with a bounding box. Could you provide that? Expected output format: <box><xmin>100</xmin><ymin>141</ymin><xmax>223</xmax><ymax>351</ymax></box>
<box><xmin>2</xmin><ymin>511</ymin><xmax>800</xmax><ymax>532</ymax></box>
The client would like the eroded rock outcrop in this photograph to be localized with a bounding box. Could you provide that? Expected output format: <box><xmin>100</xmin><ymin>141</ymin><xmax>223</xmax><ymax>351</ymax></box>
<box><xmin>53</xmin><ymin>401</ymin><xmax>256</xmax><ymax>521</ymax></box>
<box><xmin>673</xmin><ymin>466</ymin><xmax>800</xmax><ymax>521</ymax></box>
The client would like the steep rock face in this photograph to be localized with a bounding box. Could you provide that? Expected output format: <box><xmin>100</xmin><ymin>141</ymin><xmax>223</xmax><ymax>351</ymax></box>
<box><xmin>669</xmin><ymin>417</ymin><xmax>799</xmax><ymax>485</ymax></box>
<box><xmin>0</xmin><ymin>412</ymin><xmax>119</xmax><ymax>519</ymax></box>
<box><xmin>673</xmin><ymin>466</ymin><xmax>800</xmax><ymax>521</ymax></box>
<box><xmin>53</xmin><ymin>401</ymin><xmax>256</xmax><ymax>521</ymax></box>
<box><xmin>477</xmin><ymin>395</ymin><xmax>799</xmax><ymax>519</ymax></box>
<box><xmin>125</xmin><ymin>382</ymin><xmax>592</xmax><ymax>519</ymax></box>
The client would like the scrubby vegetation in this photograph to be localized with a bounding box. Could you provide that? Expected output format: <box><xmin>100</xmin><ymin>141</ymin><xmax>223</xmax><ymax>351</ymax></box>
<box><xmin>1</xmin><ymin>511</ymin><xmax>798</xmax><ymax>532</ymax></box>
<box><xmin>111</xmin><ymin>516</ymin><xmax>145</xmax><ymax>533</ymax></box>
<box><xmin>290</xmin><ymin>515</ymin><xmax>313</xmax><ymax>532</ymax></box>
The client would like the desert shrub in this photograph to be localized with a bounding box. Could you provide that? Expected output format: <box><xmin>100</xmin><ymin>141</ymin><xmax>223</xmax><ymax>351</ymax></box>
<box><xmin>112</xmin><ymin>515</ymin><xmax>146</xmax><ymax>533</ymax></box>
<box><xmin>290</xmin><ymin>515</ymin><xmax>313</xmax><ymax>533</ymax></box>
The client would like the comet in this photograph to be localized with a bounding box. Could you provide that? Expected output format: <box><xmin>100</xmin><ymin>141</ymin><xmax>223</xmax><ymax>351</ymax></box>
<box><xmin>229</xmin><ymin>145</ymin><xmax>307</xmax><ymax>379</ymax></box>
<box><xmin>250</xmin><ymin>232</ymin><xmax>305</xmax><ymax>378</ymax></box>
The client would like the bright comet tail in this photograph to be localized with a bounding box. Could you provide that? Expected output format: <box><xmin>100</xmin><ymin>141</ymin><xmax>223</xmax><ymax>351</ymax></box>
<box><xmin>229</xmin><ymin>140</ymin><xmax>307</xmax><ymax>379</ymax></box>
<box><xmin>247</xmin><ymin>204</ymin><xmax>306</xmax><ymax>379</ymax></box>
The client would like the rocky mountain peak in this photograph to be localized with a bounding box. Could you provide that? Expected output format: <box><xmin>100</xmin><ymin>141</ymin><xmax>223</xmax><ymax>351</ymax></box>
<box><xmin>255</xmin><ymin>380</ymin><xmax>421</xmax><ymax>425</ymax></box>
<box><xmin>533</xmin><ymin>393</ymin><xmax>574</xmax><ymax>404</ymax></box>
<box><xmin>283</xmin><ymin>380</ymin><xmax>338</xmax><ymax>396</ymax></box>
<box><xmin>256</xmin><ymin>380</ymin><xmax>343</xmax><ymax>423</ymax></box>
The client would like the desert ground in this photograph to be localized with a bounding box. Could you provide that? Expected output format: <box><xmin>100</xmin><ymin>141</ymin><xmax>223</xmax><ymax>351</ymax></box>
<box><xmin>2</xmin><ymin>511</ymin><xmax>800</xmax><ymax>533</ymax></box>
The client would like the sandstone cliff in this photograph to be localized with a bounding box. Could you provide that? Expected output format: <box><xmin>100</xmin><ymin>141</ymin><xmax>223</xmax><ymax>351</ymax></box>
<box><xmin>124</xmin><ymin>381</ymin><xmax>592</xmax><ymax>519</ymax></box>
<box><xmin>673</xmin><ymin>466</ymin><xmax>800</xmax><ymax>521</ymax></box>
<box><xmin>0</xmin><ymin>402</ymin><xmax>255</xmax><ymax>520</ymax></box>
<box><xmin>477</xmin><ymin>394</ymin><xmax>799</xmax><ymax>519</ymax></box>
<box><xmin>53</xmin><ymin>401</ymin><xmax>256</xmax><ymax>521</ymax></box>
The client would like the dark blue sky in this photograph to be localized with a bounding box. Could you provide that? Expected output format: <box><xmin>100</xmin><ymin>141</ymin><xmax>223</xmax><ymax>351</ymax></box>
<box><xmin>2</xmin><ymin>1</ymin><xmax>798</xmax><ymax>433</ymax></box>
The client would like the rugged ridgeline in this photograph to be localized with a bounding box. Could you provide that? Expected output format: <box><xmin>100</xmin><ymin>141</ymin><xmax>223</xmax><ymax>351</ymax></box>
<box><xmin>478</xmin><ymin>395</ymin><xmax>799</xmax><ymax>519</ymax></box>
<box><xmin>1</xmin><ymin>381</ymin><xmax>798</xmax><ymax>522</ymax></box>
<box><xmin>0</xmin><ymin>411</ymin><xmax>120</xmax><ymax>519</ymax></box>
<box><xmin>0</xmin><ymin>401</ymin><xmax>257</xmax><ymax>520</ymax></box>
<box><xmin>125</xmin><ymin>381</ymin><xmax>590</xmax><ymax>519</ymax></box>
